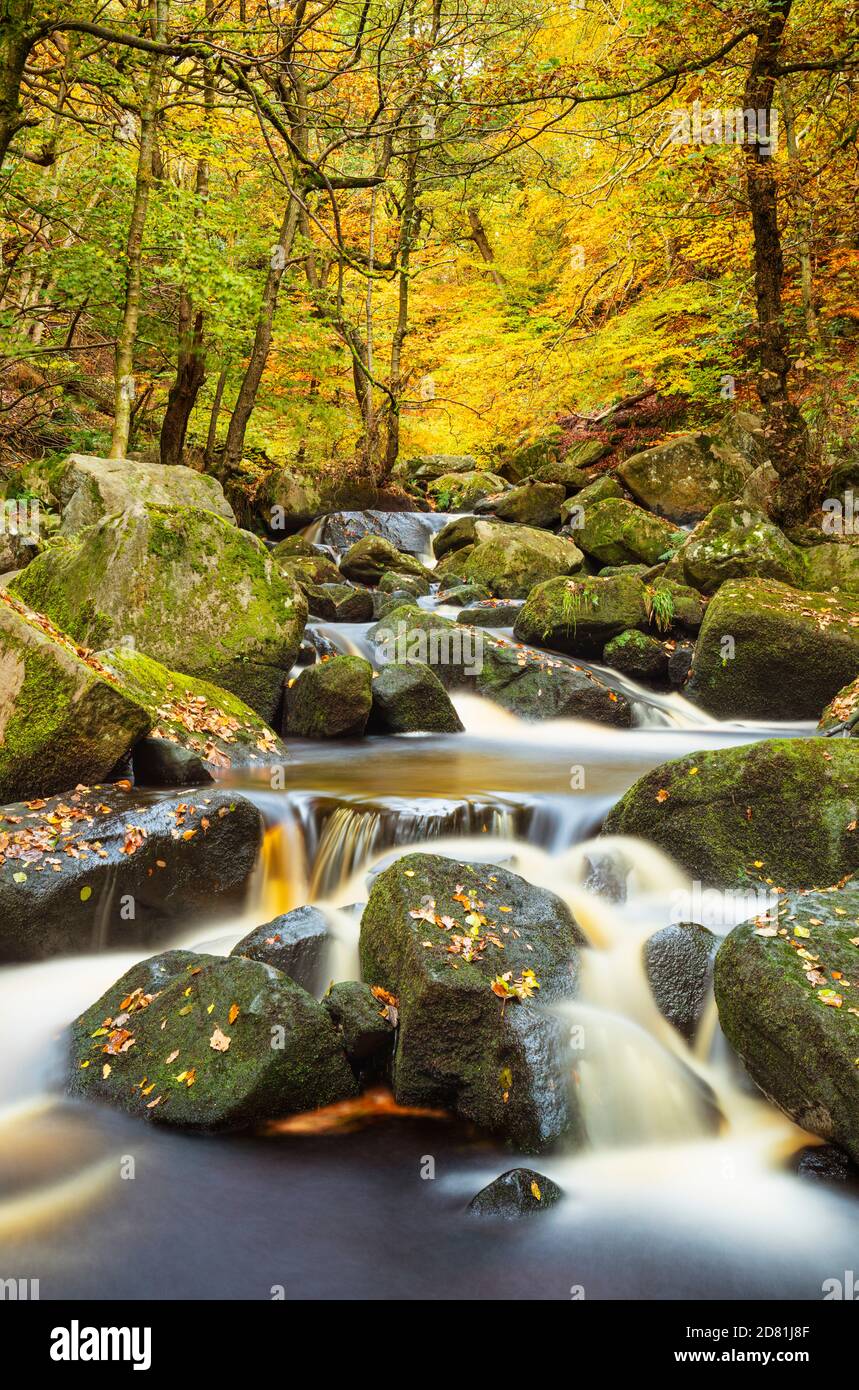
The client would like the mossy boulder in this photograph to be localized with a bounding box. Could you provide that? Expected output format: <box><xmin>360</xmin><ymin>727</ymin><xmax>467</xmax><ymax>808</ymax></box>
<box><xmin>274</xmin><ymin>551</ymin><xmax>343</xmax><ymax>588</ymax></box>
<box><xmin>370</xmin><ymin>661</ymin><xmax>464</xmax><ymax>733</ymax></box>
<box><xmin>497</xmin><ymin>426</ymin><xmax>565</xmax><ymax>483</ymax></box>
<box><xmin>714</xmin><ymin>884</ymin><xmax>859</xmax><ymax>1162</ymax></box>
<box><xmin>478</xmin><ymin>481</ymin><xmax>565</xmax><ymax>529</ymax></box>
<box><xmin>231</xmin><ymin>905</ymin><xmax>331</xmax><ymax>995</ymax></box>
<box><xmin>131</xmin><ymin>737</ymin><xmax>213</xmax><ymax>788</ymax></box>
<box><xmin>514</xmin><ymin>574</ymin><xmax>649</xmax><ymax>657</ymax></box>
<box><xmin>530</xmin><ymin>460</ymin><xmax>590</xmax><ymax>493</ymax></box>
<box><xmin>644</xmin><ymin>922</ymin><xmax>718</xmax><ymax>1041</ymax></box>
<box><xmin>604</xmin><ymin>738</ymin><xmax>859</xmax><ymax>889</ymax></box>
<box><xmin>458</xmin><ymin>526</ymin><xmax>584</xmax><ymax>599</ymax></box>
<box><xmin>67</xmin><ymin>951</ymin><xmax>357</xmax><ymax>1130</ymax></box>
<box><xmin>55</xmin><ymin>454</ymin><xmax>235</xmax><ymax>536</ymax></box>
<box><xmin>426</xmin><ymin>471</ymin><xmax>508</xmax><ymax>510</ymax></box>
<box><xmin>467</xmin><ymin>1167</ymin><xmax>563</xmax><ymax>1218</ymax></box>
<box><xmin>686</xmin><ymin>578</ymin><xmax>859</xmax><ymax>720</ymax></box>
<box><xmin>339</xmin><ymin>534</ymin><xmax>432</xmax><ymax>585</ymax></box>
<box><xmin>359</xmin><ymin>851</ymin><xmax>586</xmax><ymax>1149</ymax></box>
<box><xmin>437</xmin><ymin>582</ymin><xmax>490</xmax><ymax>607</ymax></box>
<box><xmin>673</xmin><ymin>503</ymin><xmax>803</xmax><ymax>594</ymax></box>
<box><xmin>560</xmin><ymin>475</ymin><xmax>622</xmax><ymax>526</ymax></box>
<box><xmin>407</xmin><ymin>453</ymin><xmax>478</xmax><ymax>481</ymax></box>
<box><xmin>576</xmin><ymin>498</ymin><xmax>679</xmax><ymax>567</ymax></box>
<box><xmin>304</xmin><ymin>582</ymin><xmax>374</xmax><ymax>622</ymax></box>
<box><xmin>378</xmin><ymin>570</ymin><xmax>431</xmax><ymax>597</ymax></box>
<box><xmin>98</xmin><ymin>645</ymin><xmax>285</xmax><ymax>771</ymax></box>
<box><xmin>646</xmin><ymin>579</ymin><xmax>706</xmax><ymax>635</ymax></box>
<box><xmin>10</xmin><ymin>505</ymin><xmax>306</xmax><ymax>723</ymax></box>
<box><xmin>0</xmin><ymin>787</ymin><xmax>264</xmax><ymax>962</ymax></box>
<box><xmin>801</xmin><ymin>541</ymin><xmax>859</xmax><ymax>595</ymax></box>
<box><xmin>457</xmin><ymin>600</ymin><xmax>523</xmax><ymax>627</ymax></box>
<box><xmin>283</xmin><ymin>654</ymin><xmax>373</xmax><ymax>738</ymax></box>
<box><xmin>603</xmin><ymin>629</ymin><xmax>669</xmax><ymax>683</ymax></box>
<box><xmin>322</xmin><ymin>980</ymin><xmax>397</xmax><ymax>1073</ymax></box>
<box><xmin>618</xmin><ymin>431</ymin><xmax>755</xmax><ymax>524</ymax></box>
<box><xmin>819</xmin><ymin>674</ymin><xmax>859</xmax><ymax>735</ymax></box>
<box><xmin>0</xmin><ymin>590</ymin><xmax>151</xmax><ymax>802</ymax></box>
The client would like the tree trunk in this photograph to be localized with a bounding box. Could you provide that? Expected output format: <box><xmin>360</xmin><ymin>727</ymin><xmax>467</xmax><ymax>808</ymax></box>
<box><xmin>382</xmin><ymin>156</ymin><xmax>419</xmax><ymax>480</ymax></box>
<box><xmin>109</xmin><ymin>0</ymin><xmax>166</xmax><ymax>459</ymax></box>
<box><xmin>222</xmin><ymin>196</ymin><xmax>299</xmax><ymax>473</ymax></box>
<box><xmin>467</xmin><ymin>207</ymin><xmax>505</xmax><ymax>289</ymax></box>
<box><xmin>743</xmin><ymin>0</ymin><xmax>814</xmax><ymax>526</ymax></box>
<box><xmin>159</xmin><ymin>295</ymin><xmax>205</xmax><ymax>465</ymax></box>
<box><xmin>0</xmin><ymin>2</ymin><xmax>36</xmax><ymax>169</ymax></box>
<box><xmin>780</xmin><ymin>78</ymin><xmax>819</xmax><ymax>342</ymax></box>
<box><xmin>204</xmin><ymin>365</ymin><xmax>228</xmax><ymax>466</ymax></box>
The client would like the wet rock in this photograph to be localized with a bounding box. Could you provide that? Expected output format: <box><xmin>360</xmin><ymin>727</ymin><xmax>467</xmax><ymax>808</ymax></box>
<box><xmin>269</xmin><ymin>534</ymin><xmax>327</xmax><ymax>559</ymax></box>
<box><xmin>604</xmin><ymin>738</ymin><xmax>859</xmax><ymax>889</ymax></box>
<box><xmin>68</xmin><ymin>951</ymin><xmax>357</xmax><ymax>1129</ymax></box>
<box><xmin>795</xmin><ymin>1144</ymin><xmax>859</xmax><ymax>1187</ymax></box>
<box><xmin>0</xmin><ymin>788</ymin><xmax>264</xmax><ymax>962</ymax></box>
<box><xmin>313</xmin><ymin>509</ymin><xmax>440</xmax><ymax>558</ymax></box>
<box><xmin>618</xmin><ymin>429</ymin><xmax>757</xmax><ymax>524</ymax></box>
<box><xmin>304</xmin><ymin>582</ymin><xmax>374</xmax><ymax>622</ymax></box>
<box><xmin>477</xmin><ymin>480</ymin><xmax>565</xmax><ymax>529</ymax></box>
<box><xmin>275</xmin><ymin>552</ymin><xmax>343</xmax><ymax>591</ymax></box>
<box><xmin>514</xmin><ymin>573</ymin><xmax>649</xmax><ymax>657</ymax></box>
<box><xmin>818</xmin><ymin>673</ymin><xmax>859</xmax><ymax>735</ymax></box>
<box><xmin>644</xmin><ymin>922</ymin><xmax>718</xmax><ymax>1041</ymax></box>
<box><xmin>437</xmin><ymin>582</ymin><xmax>490</xmax><ymax>607</ymax></box>
<box><xmin>0</xmin><ymin>590</ymin><xmax>151</xmax><ymax>803</ymax></box>
<box><xmin>231</xmin><ymin>905</ymin><xmax>331</xmax><ymax>995</ymax></box>
<box><xmin>98</xmin><ymin>645</ymin><xmax>286</xmax><ymax>772</ymax></box>
<box><xmin>378</xmin><ymin>570</ymin><xmax>431</xmax><ymax>597</ymax></box>
<box><xmin>359</xmin><ymin>851</ymin><xmax>586</xmax><ymax>1150</ymax></box>
<box><xmin>284</xmin><ymin>654</ymin><xmax>373</xmax><ymax>738</ymax></box>
<box><xmin>11</xmin><ymin>504</ymin><xmax>306</xmax><ymax>723</ymax></box>
<box><xmin>340</xmin><ymin>534</ymin><xmax>432</xmax><ymax>585</ymax></box>
<box><xmin>370</xmin><ymin>661</ymin><xmax>464</xmax><ymax>733</ymax></box>
<box><xmin>426</xmin><ymin>471</ymin><xmax>507</xmax><ymax>510</ymax></box>
<box><xmin>603</xmin><ymin>629</ymin><xmax>669</xmax><ymax>683</ymax></box>
<box><xmin>456</xmin><ymin>600</ymin><xmax>523</xmax><ymax>627</ymax></box>
<box><xmin>55</xmin><ymin>453</ymin><xmax>235</xmax><ymax>535</ymax></box>
<box><xmin>560</xmin><ymin>475</ymin><xmax>623</xmax><ymax>524</ymax></box>
<box><xmin>687</xmin><ymin>577</ymin><xmax>859</xmax><ymax>720</ymax></box>
<box><xmin>715</xmin><ymin>884</ymin><xmax>859</xmax><ymax>1162</ymax></box>
<box><xmin>667</xmin><ymin>642</ymin><xmax>695</xmax><ymax>687</ymax></box>
<box><xmin>467</xmin><ymin>1167</ymin><xmax>563</xmax><ymax>1218</ymax></box>
<box><xmin>374</xmin><ymin>589</ymin><xmax>419</xmax><ymax>619</ymax></box>
<box><xmin>577</xmin><ymin>498</ymin><xmax>680</xmax><ymax>567</ymax></box>
<box><xmin>670</xmin><ymin>503</ymin><xmax>803</xmax><ymax>594</ymax></box>
<box><xmin>132</xmin><ymin>737</ymin><xmax>213</xmax><ymax>788</ymax></box>
<box><xmin>322</xmin><ymin>980</ymin><xmax>397</xmax><ymax>1072</ymax></box>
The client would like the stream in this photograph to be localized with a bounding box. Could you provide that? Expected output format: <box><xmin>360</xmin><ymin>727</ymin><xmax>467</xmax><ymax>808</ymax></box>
<box><xmin>1</xmin><ymin>512</ymin><xmax>856</xmax><ymax>1301</ymax></box>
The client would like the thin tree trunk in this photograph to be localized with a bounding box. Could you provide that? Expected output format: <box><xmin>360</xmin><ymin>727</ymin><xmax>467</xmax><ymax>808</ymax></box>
<box><xmin>467</xmin><ymin>207</ymin><xmax>505</xmax><ymax>289</ymax></box>
<box><xmin>742</xmin><ymin>0</ymin><xmax>813</xmax><ymax>526</ymax></box>
<box><xmin>159</xmin><ymin>296</ymin><xmax>205</xmax><ymax>464</ymax></box>
<box><xmin>204</xmin><ymin>365</ymin><xmax>228</xmax><ymax>465</ymax></box>
<box><xmin>109</xmin><ymin>0</ymin><xmax>167</xmax><ymax>459</ymax></box>
<box><xmin>383</xmin><ymin>156</ymin><xmax>419</xmax><ymax>479</ymax></box>
<box><xmin>780</xmin><ymin>78</ymin><xmax>819</xmax><ymax>342</ymax></box>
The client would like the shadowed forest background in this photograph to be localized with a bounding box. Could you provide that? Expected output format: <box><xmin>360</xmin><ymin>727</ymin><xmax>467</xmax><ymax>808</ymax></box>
<box><xmin>1</xmin><ymin>0</ymin><xmax>857</xmax><ymax>528</ymax></box>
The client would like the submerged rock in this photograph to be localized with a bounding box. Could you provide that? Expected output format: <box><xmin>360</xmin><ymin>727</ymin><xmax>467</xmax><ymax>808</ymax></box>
<box><xmin>715</xmin><ymin>884</ymin><xmax>859</xmax><ymax>1163</ymax></box>
<box><xmin>686</xmin><ymin>577</ymin><xmax>859</xmax><ymax>720</ymax></box>
<box><xmin>231</xmin><ymin>905</ymin><xmax>331</xmax><ymax>995</ymax></box>
<box><xmin>283</xmin><ymin>654</ymin><xmax>373</xmax><ymax>738</ymax></box>
<box><xmin>370</xmin><ymin>661</ymin><xmax>464</xmax><ymax>733</ymax></box>
<box><xmin>0</xmin><ymin>590</ymin><xmax>150</xmax><ymax>803</ymax></box>
<box><xmin>68</xmin><ymin>951</ymin><xmax>357</xmax><ymax>1129</ymax></box>
<box><xmin>604</xmin><ymin>738</ymin><xmax>859</xmax><ymax>889</ymax></box>
<box><xmin>644</xmin><ymin>922</ymin><xmax>718</xmax><ymax>1041</ymax></box>
<box><xmin>514</xmin><ymin>573</ymin><xmax>649</xmax><ymax>657</ymax></box>
<box><xmin>359</xmin><ymin>851</ymin><xmax>586</xmax><ymax>1150</ymax></box>
<box><xmin>11</xmin><ymin>504</ymin><xmax>306</xmax><ymax>723</ymax></box>
<box><xmin>467</xmin><ymin>1168</ymin><xmax>563</xmax><ymax>1218</ymax></box>
<box><xmin>0</xmin><ymin>788</ymin><xmax>264</xmax><ymax>962</ymax></box>
<box><xmin>55</xmin><ymin>453</ymin><xmax>235</xmax><ymax>535</ymax></box>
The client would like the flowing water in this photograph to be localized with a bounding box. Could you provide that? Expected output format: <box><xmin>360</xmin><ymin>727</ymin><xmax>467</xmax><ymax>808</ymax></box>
<box><xmin>0</xmin><ymin>518</ymin><xmax>855</xmax><ymax>1301</ymax></box>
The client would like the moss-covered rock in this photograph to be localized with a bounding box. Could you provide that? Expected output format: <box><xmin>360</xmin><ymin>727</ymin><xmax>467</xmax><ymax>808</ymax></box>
<box><xmin>686</xmin><ymin>578</ymin><xmax>859</xmax><ymax>720</ymax></box>
<box><xmin>646</xmin><ymin>579</ymin><xmax>706</xmax><ymax>635</ymax></box>
<box><xmin>55</xmin><ymin>454</ymin><xmax>236</xmax><ymax>535</ymax></box>
<box><xmin>467</xmin><ymin>1167</ymin><xmax>563</xmax><ymax>1217</ymax></box>
<box><xmin>604</xmin><ymin>738</ymin><xmax>859</xmax><ymax>888</ymax></box>
<box><xmin>359</xmin><ymin>851</ymin><xmax>586</xmax><ymax>1149</ymax></box>
<box><xmin>478</xmin><ymin>480</ymin><xmax>565</xmax><ymax>529</ymax></box>
<box><xmin>603</xmin><ymin>628</ymin><xmax>669</xmax><ymax>683</ymax></box>
<box><xmin>273</xmin><ymin>550</ymin><xmax>343</xmax><ymax>588</ymax></box>
<box><xmin>304</xmin><ymin>582</ymin><xmax>374</xmax><ymax>622</ymax></box>
<box><xmin>514</xmin><ymin>573</ymin><xmax>649</xmax><ymax>657</ymax></box>
<box><xmin>231</xmin><ymin>905</ymin><xmax>331</xmax><ymax>995</ymax></box>
<box><xmin>0</xmin><ymin>590</ymin><xmax>151</xmax><ymax>802</ymax></box>
<box><xmin>283</xmin><ymin>654</ymin><xmax>373</xmax><ymax>737</ymax></box>
<box><xmin>426</xmin><ymin>471</ymin><xmax>508</xmax><ymax>510</ymax></box>
<box><xmin>378</xmin><ymin>569</ymin><xmax>431</xmax><ymax>597</ymax></box>
<box><xmin>10</xmin><ymin>504</ymin><xmax>306</xmax><ymax>723</ymax></box>
<box><xmin>98</xmin><ymin>645</ymin><xmax>285</xmax><ymax>771</ymax></box>
<box><xmin>0</xmin><ymin>787</ymin><xmax>264</xmax><ymax>962</ymax></box>
<box><xmin>370</xmin><ymin>661</ymin><xmax>464</xmax><ymax>733</ymax></box>
<box><xmin>406</xmin><ymin>453</ymin><xmax>478</xmax><ymax>481</ymax></box>
<box><xmin>458</xmin><ymin>526</ymin><xmax>584</xmax><ymax>599</ymax></box>
<box><xmin>497</xmin><ymin>426</ymin><xmax>565</xmax><ymax>483</ymax></box>
<box><xmin>68</xmin><ymin>951</ymin><xmax>357</xmax><ymax>1129</ymax></box>
<box><xmin>714</xmin><ymin>884</ymin><xmax>859</xmax><ymax>1161</ymax></box>
<box><xmin>560</xmin><ymin>475</ymin><xmax>622</xmax><ymax>526</ymax></box>
<box><xmin>530</xmin><ymin>460</ymin><xmax>590</xmax><ymax>493</ymax></box>
<box><xmin>644</xmin><ymin>922</ymin><xmax>718</xmax><ymax>1041</ymax></box>
<box><xmin>673</xmin><ymin>503</ymin><xmax>803</xmax><ymax>594</ymax></box>
<box><xmin>456</xmin><ymin>600</ymin><xmax>523</xmax><ymax>627</ymax></box>
<box><xmin>818</xmin><ymin>674</ymin><xmax>859</xmax><ymax>735</ymax></box>
<box><xmin>801</xmin><ymin>540</ymin><xmax>859</xmax><ymax>595</ymax></box>
<box><xmin>436</xmin><ymin>582</ymin><xmax>490</xmax><ymax>607</ymax></box>
<box><xmin>576</xmin><ymin>498</ymin><xmax>679</xmax><ymax>567</ymax></box>
<box><xmin>339</xmin><ymin>534</ymin><xmax>432</xmax><ymax>585</ymax></box>
<box><xmin>618</xmin><ymin>431</ymin><xmax>756</xmax><ymax>524</ymax></box>
<box><xmin>322</xmin><ymin>980</ymin><xmax>397</xmax><ymax>1073</ymax></box>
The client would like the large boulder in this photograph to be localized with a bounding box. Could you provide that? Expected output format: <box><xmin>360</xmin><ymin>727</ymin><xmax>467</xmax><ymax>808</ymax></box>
<box><xmin>369</xmin><ymin>661</ymin><xmax>464</xmax><ymax>733</ymax></box>
<box><xmin>514</xmin><ymin>574</ymin><xmax>649</xmax><ymax>657</ymax></box>
<box><xmin>55</xmin><ymin>454</ymin><xmax>236</xmax><ymax>535</ymax></box>
<box><xmin>715</xmin><ymin>885</ymin><xmax>859</xmax><ymax>1162</ymax></box>
<box><xmin>802</xmin><ymin>540</ymin><xmax>859</xmax><ymax>595</ymax></box>
<box><xmin>530</xmin><ymin>460</ymin><xmax>590</xmax><ymax>493</ymax></box>
<box><xmin>478</xmin><ymin>481</ymin><xmax>565</xmax><ymax>529</ymax></box>
<box><xmin>670</xmin><ymin>503</ymin><xmax>803</xmax><ymax>594</ymax></box>
<box><xmin>339</xmin><ymin>534</ymin><xmax>432</xmax><ymax>585</ymax></box>
<box><xmin>273</xmin><ymin>550</ymin><xmax>343</xmax><ymax>587</ymax></box>
<box><xmin>425</xmin><ymin>471</ymin><xmax>507</xmax><ymax>510</ymax></box>
<box><xmin>0</xmin><ymin>589</ymin><xmax>150</xmax><ymax>802</ymax></box>
<box><xmin>644</xmin><ymin>922</ymin><xmax>718</xmax><ymax>1041</ymax></box>
<box><xmin>261</xmin><ymin>469</ymin><xmax>377</xmax><ymax>531</ymax></box>
<box><xmin>0</xmin><ymin>787</ymin><xmax>264</xmax><ymax>962</ymax></box>
<box><xmin>303</xmin><ymin>583</ymin><xmax>374</xmax><ymax>622</ymax></box>
<box><xmin>686</xmin><ymin>578</ymin><xmax>859</xmax><ymax>720</ymax></box>
<box><xmin>98</xmin><ymin>646</ymin><xmax>285</xmax><ymax>772</ymax></box>
<box><xmin>231</xmin><ymin>905</ymin><xmax>331</xmax><ymax>995</ymax></box>
<box><xmin>283</xmin><ymin>655</ymin><xmax>373</xmax><ymax>737</ymax></box>
<box><xmin>458</xmin><ymin>526</ymin><xmax>584</xmax><ymax>599</ymax></box>
<box><xmin>497</xmin><ymin>426</ymin><xmax>565</xmax><ymax>483</ymax></box>
<box><xmin>359</xmin><ymin>851</ymin><xmax>586</xmax><ymax>1149</ymax></box>
<box><xmin>560</xmin><ymin>475</ymin><xmax>622</xmax><ymax>525</ymax></box>
<box><xmin>618</xmin><ymin>429</ymin><xmax>757</xmax><ymax>524</ymax></box>
<box><xmin>576</xmin><ymin>498</ymin><xmax>679</xmax><ymax>567</ymax></box>
<box><xmin>604</xmin><ymin>738</ymin><xmax>859</xmax><ymax>889</ymax></box>
<box><xmin>310</xmin><ymin>509</ymin><xmax>443</xmax><ymax>558</ymax></box>
<box><xmin>10</xmin><ymin>505</ymin><xmax>306</xmax><ymax>723</ymax></box>
<box><xmin>68</xmin><ymin>951</ymin><xmax>357</xmax><ymax>1129</ymax></box>
<box><xmin>406</xmin><ymin>454</ymin><xmax>478</xmax><ymax>481</ymax></box>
